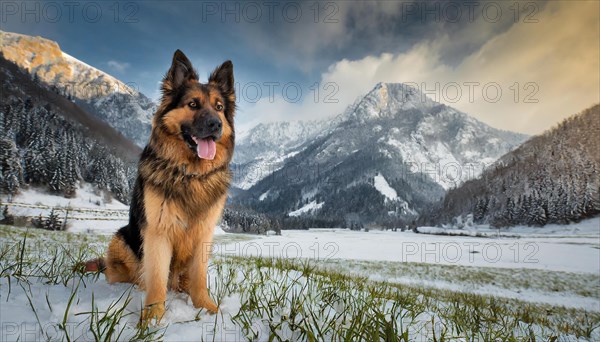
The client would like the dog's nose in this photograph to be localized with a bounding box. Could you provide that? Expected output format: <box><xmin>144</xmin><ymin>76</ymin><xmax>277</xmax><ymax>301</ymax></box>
<box><xmin>206</xmin><ymin>116</ymin><xmax>222</xmax><ymax>133</ymax></box>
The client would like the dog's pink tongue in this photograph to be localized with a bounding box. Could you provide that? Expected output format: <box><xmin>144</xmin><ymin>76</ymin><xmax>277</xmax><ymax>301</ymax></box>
<box><xmin>193</xmin><ymin>137</ymin><xmax>216</xmax><ymax>160</ymax></box>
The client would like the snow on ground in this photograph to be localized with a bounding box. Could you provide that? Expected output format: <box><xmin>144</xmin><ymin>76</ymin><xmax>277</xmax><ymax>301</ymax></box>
<box><xmin>1</xmin><ymin>216</ymin><xmax>599</xmax><ymax>340</ymax></box>
<box><xmin>258</xmin><ymin>190</ymin><xmax>270</xmax><ymax>201</ymax></box>
<box><xmin>1</xmin><ymin>223</ymin><xmax>598</xmax><ymax>341</ymax></box>
<box><xmin>287</xmin><ymin>200</ymin><xmax>324</xmax><ymax>217</ymax></box>
<box><xmin>0</xmin><ymin>266</ymin><xmax>245</xmax><ymax>341</ymax></box>
<box><xmin>373</xmin><ymin>173</ymin><xmax>397</xmax><ymax>201</ymax></box>
<box><xmin>2</xmin><ymin>185</ymin><xmax>599</xmax><ymax>338</ymax></box>
<box><xmin>2</xmin><ymin>183</ymin><xmax>128</xmax><ymax>210</ymax></box>
<box><xmin>381</xmin><ymin>275</ymin><xmax>600</xmax><ymax>312</ymax></box>
<box><xmin>1</xmin><ymin>183</ymin><xmax>129</xmax><ymax>235</ymax></box>
<box><xmin>418</xmin><ymin>218</ymin><xmax>600</xmax><ymax>238</ymax></box>
<box><xmin>67</xmin><ymin>219</ymin><xmax>128</xmax><ymax>235</ymax></box>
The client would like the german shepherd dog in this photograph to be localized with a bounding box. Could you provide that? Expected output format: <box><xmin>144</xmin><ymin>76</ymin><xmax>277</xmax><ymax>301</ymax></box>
<box><xmin>86</xmin><ymin>50</ymin><xmax>235</xmax><ymax>326</ymax></box>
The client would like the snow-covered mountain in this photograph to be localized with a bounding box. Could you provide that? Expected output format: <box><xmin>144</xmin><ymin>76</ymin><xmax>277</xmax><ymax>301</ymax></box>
<box><xmin>236</xmin><ymin>83</ymin><xmax>528</xmax><ymax>224</ymax></box>
<box><xmin>345</xmin><ymin>83</ymin><xmax>527</xmax><ymax>189</ymax></box>
<box><xmin>0</xmin><ymin>31</ymin><xmax>154</xmax><ymax>146</ymax></box>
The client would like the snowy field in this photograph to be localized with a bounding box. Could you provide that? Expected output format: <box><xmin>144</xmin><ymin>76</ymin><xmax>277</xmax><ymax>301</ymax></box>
<box><xmin>1</xmin><ymin>184</ymin><xmax>129</xmax><ymax>234</ymax></box>
<box><xmin>0</xmin><ymin>219</ymin><xmax>599</xmax><ymax>340</ymax></box>
<box><xmin>213</xmin><ymin>219</ymin><xmax>600</xmax><ymax>312</ymax></box>
<box><xmin>0</xmin><ymin>188</ymin><xmax>599</xmax><ymax>340</ymax></box>
<box><xmin>217</xmin><ymin>219</ymin><xmax>600</xmax><ymax>274</ymax></box>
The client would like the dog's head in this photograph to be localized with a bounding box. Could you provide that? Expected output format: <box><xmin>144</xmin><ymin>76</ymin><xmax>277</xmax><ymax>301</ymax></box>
<box><xmin>154</xmin><ymin>50</ymin><xmax>235</xmax><ymax>163</ymax></box>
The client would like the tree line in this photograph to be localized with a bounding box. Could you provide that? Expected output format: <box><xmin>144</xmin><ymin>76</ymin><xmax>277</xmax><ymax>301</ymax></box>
<box><xmin>0</xmin><ymin>97</ymin><xmax>135</xmax><ymax>204</ymax></box>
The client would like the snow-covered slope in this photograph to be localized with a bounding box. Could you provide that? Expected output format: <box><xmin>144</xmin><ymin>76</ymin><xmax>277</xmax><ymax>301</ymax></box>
<box><xmin>0</xmin><ymin>31</ymin><xmax>155</xmax><ymax>146</ymax></box>
<box><xmin>233</xmin><ymin>120</ymin><xmax>333</xmax><ymax>189</ymax></box>
<box><xmin>373</xmin><ymin>173</ymin><xmax>398</xmax><ymax>201</ymax></box>
<box><xmin>4</xmin><ymin>183</ymin><xmax>128</xmax><ymax>210</ymax></box>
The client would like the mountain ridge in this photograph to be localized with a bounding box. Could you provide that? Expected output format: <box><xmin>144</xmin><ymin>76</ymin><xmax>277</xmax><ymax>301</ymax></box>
<box><xmin>0</xmin><ymin>55</ymin><xmax>141</xmax><ymax>160</ymax></box>
<box><xmin>0</xmin><ymin>55</ymin><xmax>138</xmax><ymax>202</ymax></box>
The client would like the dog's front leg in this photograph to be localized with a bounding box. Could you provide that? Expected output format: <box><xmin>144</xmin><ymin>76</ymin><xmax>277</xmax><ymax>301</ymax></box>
<box><xmin>140</xmin><ymin>234</ymin><xmax>172</xmax><ymax>326</ymax></box>
<box><xmin>189</xmin><ymin>229</ymin><xmax>218</xmax><ymax>313</ymax></box>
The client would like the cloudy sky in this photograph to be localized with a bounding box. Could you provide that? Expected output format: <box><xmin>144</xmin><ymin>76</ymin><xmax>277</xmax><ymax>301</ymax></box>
<box><xmin>3</xmin><ymin>0</ymin><xmax>599</xmax><ymax>134</ymax></box>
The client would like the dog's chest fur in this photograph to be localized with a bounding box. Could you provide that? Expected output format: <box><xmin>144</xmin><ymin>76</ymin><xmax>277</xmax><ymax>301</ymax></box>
<box><xmin>138</xmin><ymin>152</ymin><xmax>231</xmax><ymax>263</ymax></box>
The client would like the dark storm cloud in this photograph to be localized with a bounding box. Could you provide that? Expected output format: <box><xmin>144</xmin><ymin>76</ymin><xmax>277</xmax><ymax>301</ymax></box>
<box><xmin>1</xmin><ymin>0</ymin><xmax>532</xmax><ymax>94</ymax></box>
<box><xmin>4</xmin><ymin>0</ymin><xmax>589</xmax><ymax>135</ymax></box>
<box><xmin>217</xmin><ymin>0</ymin><xmax>542</xmax><ymax>71</ymax></box>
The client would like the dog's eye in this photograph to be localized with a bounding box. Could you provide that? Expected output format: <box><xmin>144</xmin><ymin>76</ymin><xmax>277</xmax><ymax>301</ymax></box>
<box><xmin>188</xmin><ymin>101</ymin><xmax>197</xmax><ymax>108</ymax></box>
<box><xmin>215</xmin><ymin>103</ymin><xmax>224</xmax><ymax>111</ymax></box>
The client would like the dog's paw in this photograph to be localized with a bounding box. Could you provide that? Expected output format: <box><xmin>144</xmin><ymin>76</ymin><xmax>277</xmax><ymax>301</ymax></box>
<box><xmin>192</xmin><ymin>295</ymin><xmax>218</xmax><ymax>314</ymax></box>
<box><xmin>139</xmin><ymin>302</ymin><xmax>165</xmax><ymax>328</ymax></box>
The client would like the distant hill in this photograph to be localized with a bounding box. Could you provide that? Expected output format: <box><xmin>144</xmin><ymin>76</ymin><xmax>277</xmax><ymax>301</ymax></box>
<box><xmin>419</xmin><ymin>104</ymin><xmax>600</xmax><ymax>227</ymax></box>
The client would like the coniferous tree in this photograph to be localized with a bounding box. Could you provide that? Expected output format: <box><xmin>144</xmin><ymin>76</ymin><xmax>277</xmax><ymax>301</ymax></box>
<box><xmin>474</xmin><ymin>197</ymin><xmax>488</xmax><ymax>222</ymax></box>
<box><xmin>528</xmin><ymin>194</ymin><xmax>547</xmax><ymax>226</ymax></box>
<box><xmin>63</xmin><ymin>154</ymin><xmax>78</xmax><ymax>198</ymax></box>
<box><xmin>23</xmin><ymin>130</ymin><xmax>48</xmax><ymax>185</ymax></box>
<box><xmin>0</xmin><ymin>96</ymin><xmax>138</xmax><ymax>201</ymax></box>
<box><xmin>43</xmin><ymin>209</ymin><xmax>62</xmax><ymax>231</ymax></box>
<box><xmin>49</xmin><ymin>140</ymin><xmax>67</xmax><ymax>194</ymax></box>
<box><xmin>0</xmin><ymin>205</ymin><xmax>14</xmax><ymax>225</ymax></box>
<box><xmin>0</xmin><ymin>139</ymin><xmax>23</xmax><ymax>195</ymax></box>
<box><xmin>582</xmin><ymin>181</ymin><xmax>600</xmax><ymax>217</ymax></box>
<box><xmin>0</xmin><ymin>106</ymin><xmax>6</xmax><ymax>138</ymax></box>
<box><xmin>107</xmin><ymin>156</ymin><xmax>129</xmax><ymax>203</ymax></box>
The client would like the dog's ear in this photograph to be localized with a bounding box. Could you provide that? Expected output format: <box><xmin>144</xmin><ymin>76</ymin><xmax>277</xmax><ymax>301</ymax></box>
<box><xmin>209</xmin><ymin>61</ymin><xmax>235</xmax><ymax>104</ymax></box>
<box><xmin>162</xmin><ymin>50</ymin><xmax>198</xmax><ymax>94</ymax></box>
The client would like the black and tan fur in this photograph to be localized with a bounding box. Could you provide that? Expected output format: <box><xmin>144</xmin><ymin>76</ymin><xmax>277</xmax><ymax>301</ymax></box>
<box><xmin>88</xmin><ymin>50</ymin><xmax>236</xmax><ymax>325</ymax></box>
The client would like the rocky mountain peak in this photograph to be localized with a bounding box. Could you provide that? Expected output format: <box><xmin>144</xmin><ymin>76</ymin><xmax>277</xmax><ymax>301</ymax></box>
<box><xmin>344</xmin><ymin>82</ymin><xmax>438</xmax><ymax>122</ymax></box>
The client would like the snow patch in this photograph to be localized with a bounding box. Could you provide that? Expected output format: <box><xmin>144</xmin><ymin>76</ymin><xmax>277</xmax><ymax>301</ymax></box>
<box><xmin>259</xmin><ymin>190</ymin><xmax>270</xmax><ymax>201</ymax></box>
<box><xmin>288</xmin><ymin>200</ymin><xmax>324</xmax><ymax>217</ymax></box>
<box><xmin>373</xmin><ymin>173</ymin><xmax>398</xmax><ymax>201</ymax></box>
<box><xmin>221</xmin><ymin>219</ymin><xmax>600</xmax><ymax>274</ymax></box>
